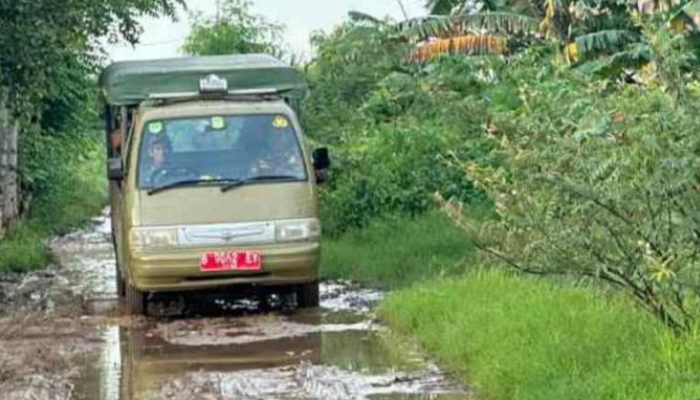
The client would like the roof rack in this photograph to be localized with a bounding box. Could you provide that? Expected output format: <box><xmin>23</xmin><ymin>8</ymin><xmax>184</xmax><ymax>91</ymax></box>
<box><xmin>144</xmin><ymin>88</ymin><xmax>294</xmax><ymax>108</ymax></box>
<box><xmin>100</xmin><ymin>54</ymin><xmax>307</xmax><ymax>106</ymax></box>
<box><xmin>149</xmin><ymin>88</ymin><xmax>281</xmax><ymax>100</ymax></box>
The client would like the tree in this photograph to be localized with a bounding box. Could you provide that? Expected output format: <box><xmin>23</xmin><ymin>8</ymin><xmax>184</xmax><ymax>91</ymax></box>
<box><xmin>0</xmin><ymin>0</ymin><xmax>184</xmax><ymax>115</ymax></box>
<box><xmin>409</xmin><ymin>0</ymin><xmax>700</xmax><ymax>66</ymax></box>
<box><xmin>182</xmin><ymin>0</ymin><xmax>283</xmax><ymax>57</ymax></box>
<box><xmin>303</xmin><ymin>19</ymin><xmax>410</xmax><ymax>144</ymax></box>
<box><xmin>0</xmin><ymin>0</ymin><xmax>184</xmax><ymax>229</ymax></box>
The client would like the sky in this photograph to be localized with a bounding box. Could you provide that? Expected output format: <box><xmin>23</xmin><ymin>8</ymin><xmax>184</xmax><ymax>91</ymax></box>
<box><xmin>106</xmin><ymin>0</ymin><xmax>427</xmax><ymax>62</ymax></box>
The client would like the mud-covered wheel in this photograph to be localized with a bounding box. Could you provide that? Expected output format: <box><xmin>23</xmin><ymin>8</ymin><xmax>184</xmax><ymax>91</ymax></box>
<box><xmin>125</xmin><ymin>283</ymin><xmax>147</xmax><ymax>316</ymax></box>
<box><xmin>116</xmin><ymin>265</ymin><xmax>126</xmax><ymax>298</ymax></box>
<box><xmin>296</xmin><ymin>281</ymin><xmax>320</xmax><ymax>309</ymax></box>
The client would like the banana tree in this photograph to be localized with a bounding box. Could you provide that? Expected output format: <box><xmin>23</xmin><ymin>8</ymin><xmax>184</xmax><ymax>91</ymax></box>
<box><xmin>408</xmin><ymin>0</ymin><xmax>700</xmax><ymax>66</ymax></box>
<box><xmin>399</xmin><ymin>12</ymin><xmax>539</xmax><ymax>62</ymax></box>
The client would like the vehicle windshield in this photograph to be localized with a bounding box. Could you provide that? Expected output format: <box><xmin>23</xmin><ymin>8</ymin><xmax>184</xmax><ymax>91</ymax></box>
<box><xmin>137</xmin><ymin>114</ymin><xmax>307</xmax><ymax>189</ymax></box>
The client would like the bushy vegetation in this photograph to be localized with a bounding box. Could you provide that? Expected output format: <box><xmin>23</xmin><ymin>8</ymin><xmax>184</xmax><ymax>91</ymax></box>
<box><xmin>26</xmin><ymin>142</ymin><xmax>107</xmax><ymax>236</ymax></box>
<box><xmin>304</xmin><ymin>0</ymin><xmax>700</xmax><ymax>329</ymax></box>
<box><xmin>0</xmin><ymin>85</ymin><xmax>107</xmax><ymax>274</ymax></box>
<box><xmin>306</xmin><ymin>4</ymin><xmax>700</xmax><ymax>398</ymax></box>
<box><xmin>304</xmin><ymin>26</ymin><xmax>496</xmax><ymax>236</ymax></box>
<box><xmin>382</xmin><ymin>271</ymin><xmax>700</xmax><ymax>400</ymax></box>
<box><xmin>0</xmin><ymin>1</ymin><xmax>182</xmax><ymax>272</ymax></box>
<box><xmin>0</xmin><ymin>45</ymin><xmax>111</xmax><ymax>273</ymax></box>
<box><xmin>444</xmin><ymin>42</ymin><xmax>700</xmax><ymax>330</ymax></box>
<box><xmin>0</xmin><ymin>0</ymin><xmax>183</xmax><ymax>112</ymax></box>
<box><xmin>0</xmin><ymin>135</ymin><xmax>107</xmax><ymax>273</ymax></box>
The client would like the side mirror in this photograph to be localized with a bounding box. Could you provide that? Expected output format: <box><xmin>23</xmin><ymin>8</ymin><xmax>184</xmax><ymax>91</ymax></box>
<box><xmin>312</xmin><ymin>148</ymin><xmax>331</xmax><ymax>185</ymax></box>
<box><xmin>312</xmin><ymin>147</ymin><xmax>331</xmax><ymax>171</ymax></box>
<box><xmin>108</xmin><ymin>157</ymin><xmax>124</xmax><ymax>181</ymax></box>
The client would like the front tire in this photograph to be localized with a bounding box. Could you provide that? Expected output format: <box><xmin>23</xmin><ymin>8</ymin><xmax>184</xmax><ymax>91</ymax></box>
<box><xmin>125</xmin><ymin>283</ymin><xmax>147</xmax><ymax>316</ymax></box>
<box><xmin>296</xmin><ymin>281</ymin><xmax>320</xmax><ymax>309</ymax></box>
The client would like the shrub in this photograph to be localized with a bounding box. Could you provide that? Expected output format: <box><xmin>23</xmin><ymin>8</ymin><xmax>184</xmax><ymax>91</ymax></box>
<box><xmin>320</xmin><ymin>119</ymin><xmax>484</xmax><ymax>236</ymax></box>
<box><xmin>305</xmin><ymin>31</ymin><xmax>498</xmax><ymax>235</ymax></box>
<box><xmin>445</xmin><ymin>54</ymin><xmax>700</xmax><ymax>330</ymax></box>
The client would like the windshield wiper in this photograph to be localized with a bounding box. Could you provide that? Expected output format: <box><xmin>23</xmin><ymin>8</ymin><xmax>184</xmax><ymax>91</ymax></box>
<box><xmin>148</xmin><ymin>179</ymin><xmax>240</xmax><ymax>196</ymax></box>
<box><xmin>221</xmin><ymin>175</ymin><xmax>301</xmax><ymax>193</ymax></box>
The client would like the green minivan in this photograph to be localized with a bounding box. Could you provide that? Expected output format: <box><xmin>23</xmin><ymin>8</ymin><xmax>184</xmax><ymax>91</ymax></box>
<box><xmin>100</xmin><ymin>55</ymin><xmax>330</xmax><ymax>315</ymax></box>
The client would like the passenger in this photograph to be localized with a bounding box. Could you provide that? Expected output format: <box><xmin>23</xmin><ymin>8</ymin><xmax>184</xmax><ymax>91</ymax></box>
<box><xmin>252</xmin><ymin>131</ymin><xmax>305</xmax><ymax>177</ymax></box>
<box><xmin>110</xmin><ymin>128</ymin><xmax>123</xmax><ymax>155</ymax></box>
<box><xmin>110</xmin><ymin>110</ymin><xmax>131</xmax><ymax>156</ymax></box>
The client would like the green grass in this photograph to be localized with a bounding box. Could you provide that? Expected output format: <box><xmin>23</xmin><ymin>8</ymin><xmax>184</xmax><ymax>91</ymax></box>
<box><xmin>0</xmin><ymin>223</ymin><xmax>51</xmax><ymax>272</ymax></box>
<box><xmin>0</xmin><ymin>145</ymin><xmax>107</xmax><ymax>273</ymax></box>
<box><xmin>321</xmin><ymin>210</ymin><xmax>475</xmax><ymax>288</ymax></box>
<box><xmin>381</xmin><ymin>270</ymin><xmax>700</xmax><ymax>400</ymax></box>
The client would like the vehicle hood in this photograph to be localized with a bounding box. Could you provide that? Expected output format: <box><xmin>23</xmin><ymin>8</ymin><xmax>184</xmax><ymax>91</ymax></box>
<box><xmin>136</xmin><ymin>182</ymin><xmax>316</xmax><ymax>227</ymax></box>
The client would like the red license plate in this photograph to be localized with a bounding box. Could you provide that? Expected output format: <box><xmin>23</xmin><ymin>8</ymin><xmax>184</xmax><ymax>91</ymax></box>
<box><xmin>199</xmin><ymin>250</ymin><xmax>262</xmax><ymax>272</ymax></box>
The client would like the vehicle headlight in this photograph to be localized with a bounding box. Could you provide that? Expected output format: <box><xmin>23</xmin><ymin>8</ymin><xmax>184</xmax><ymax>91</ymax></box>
<box><xmin>275</xmin><ymin>219</ymin><xmax>320</xmax><ymax>243</ymax></box>
<box><xmin>130</xmin><ymin>227</ymin><xmax>179</xmax><ymax>250</ymax></box>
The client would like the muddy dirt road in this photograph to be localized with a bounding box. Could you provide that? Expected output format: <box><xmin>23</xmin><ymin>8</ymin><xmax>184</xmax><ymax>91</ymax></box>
<box><xmin>1</xmin><ymin>212</ymin><xmax>469</xmax><ymax>400</ymax></box>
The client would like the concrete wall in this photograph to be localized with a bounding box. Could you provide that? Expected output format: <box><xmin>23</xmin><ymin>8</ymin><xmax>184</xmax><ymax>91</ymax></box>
<box><xmin>0</xmin><ymin>90</ymin><xmax>19</xmax><ymax>239</ymax></box>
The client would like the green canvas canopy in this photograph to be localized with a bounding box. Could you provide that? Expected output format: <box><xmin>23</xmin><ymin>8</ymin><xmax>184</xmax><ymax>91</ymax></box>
<box><xmin>100</xmin><ymin>54</ymin><xmax>308</xmax><ymax>106</ymax></box>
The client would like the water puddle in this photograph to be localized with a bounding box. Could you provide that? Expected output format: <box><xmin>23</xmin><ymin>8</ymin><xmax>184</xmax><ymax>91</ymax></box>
<box><xmin>52</xmin><ymin>212</ymin><xmax>469</xmax><ymax>399</ymax></box>
<box><xmin>76</xmin><ymin>310</ymin><xmax>466</xmax><ymax>400</ymax></box>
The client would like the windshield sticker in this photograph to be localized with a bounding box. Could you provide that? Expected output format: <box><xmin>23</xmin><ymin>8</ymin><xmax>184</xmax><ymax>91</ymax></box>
<box><xmin>211</xmin><ymin>116</ymin><xmax>226</xmax><ymax>130</ymax></box>
<box><xmin>148</xmin><ymin>121</ymin><xmax>164</xmax><ymax>134</ymax></box>
<box><xmin>272</xmin><ymin>115</ymin><xmax>290</xmax><ymax>129</ymax></box>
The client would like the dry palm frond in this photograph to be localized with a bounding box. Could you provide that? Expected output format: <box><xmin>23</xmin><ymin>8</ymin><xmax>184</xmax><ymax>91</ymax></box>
<box><xmin>637</xmin><ymin>0</ymin><xmax>683</xmax><ymax>14</ymax></box>
<box><xmin>398</xmin><ymin>12</ymin><xmax>538</xmax><ymax>40</ymax></box>
<box><xmin>539</xmin><ymin>0</ymin><xmax>558</xmax><ymax>38</ymax></box>
<box><xmin>408</xmin><ymin>35</ymin><xmax>508</xmax><ymax>63</ymax></box>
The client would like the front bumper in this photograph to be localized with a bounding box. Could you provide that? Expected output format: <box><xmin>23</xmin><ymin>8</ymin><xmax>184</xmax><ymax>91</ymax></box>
<box><xmin>128</xmin><ymin>242</ymin><xmax>320</xmax><ymax>292</ymax></box>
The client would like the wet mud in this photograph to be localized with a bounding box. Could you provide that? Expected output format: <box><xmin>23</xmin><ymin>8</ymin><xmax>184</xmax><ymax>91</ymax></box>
<box><xmin>1</xmin><ymin>212</ymin><xmax>470</xmax><ymax>400</ymax></box>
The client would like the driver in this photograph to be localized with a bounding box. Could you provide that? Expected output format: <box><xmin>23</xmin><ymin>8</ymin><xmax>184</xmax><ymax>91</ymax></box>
<box><xmin>145</xmin><ymin>136</ymin><xmax>172</xmax><ymax>185</ymax></box>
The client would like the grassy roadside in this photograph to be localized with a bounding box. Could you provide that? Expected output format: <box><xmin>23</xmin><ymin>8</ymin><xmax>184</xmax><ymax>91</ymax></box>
<box><xmin>0</xmin><ymin>144</ymin><xmax>107</xmax><ymax>273</ymax></box>
<box><xmin>322</xmin><ymin>212</ymin><xmax>700</xmax><ymax>399</ymax></box>
<box><xmin>321</xmin><ymin>210</ymin><xmax>475</xmax><ymax>288</ymax></box>
<box><xmin>381</xmin><ymin>271</ymin><xmax>700</xmax><ymax>400</ymax></box>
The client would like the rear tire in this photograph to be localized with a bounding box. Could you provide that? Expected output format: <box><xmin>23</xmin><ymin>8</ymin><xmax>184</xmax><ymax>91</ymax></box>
<box><xmin>125</xmin><ymin>283</ymin><xmax>147</xmax><ymax>316</ymax></box>
<box><xmin>296</xmin><ymin>281</ymin><xmax>320</xmax><ymax>309</ymax></box>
